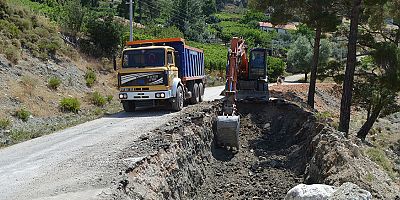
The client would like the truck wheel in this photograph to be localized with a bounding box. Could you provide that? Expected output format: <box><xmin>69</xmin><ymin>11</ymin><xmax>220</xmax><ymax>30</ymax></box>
<box><xmin>172</xmin><ymin>86</ymin><xmax>184</xmax><ymax>111</ymax></box>
<box><xmin>199</xmin><ymin>82</ymin><xmax>204</xmax><ymax>102</ymax></box>
<box><xmin>122</xmin><ymin>101</ymin><xmax>136</xmax><ymax>112</ymax></box>
<box><xmin>190</xmin><ymin>83</ymin><xmax>199</xmax><ymax>104</ymax></box>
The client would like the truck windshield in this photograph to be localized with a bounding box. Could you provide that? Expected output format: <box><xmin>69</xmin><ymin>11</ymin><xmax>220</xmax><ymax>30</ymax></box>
<box><xmin>123</xmin><ymin>49</ymin><xmax>165</xmax><ymax>68</ymax></box>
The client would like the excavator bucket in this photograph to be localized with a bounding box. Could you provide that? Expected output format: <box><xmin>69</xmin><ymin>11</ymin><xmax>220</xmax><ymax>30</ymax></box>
<box><xmin>215</xmin><ymin>115</ymin><xmax>240</xmax><ymax>149</ymax></box>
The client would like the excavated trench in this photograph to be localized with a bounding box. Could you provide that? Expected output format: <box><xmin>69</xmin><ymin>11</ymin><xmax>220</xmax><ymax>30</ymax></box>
<box><xmin>112</xmin><ymin>100</ymin><xmax>324</xmax><ymax>200</ymax></box>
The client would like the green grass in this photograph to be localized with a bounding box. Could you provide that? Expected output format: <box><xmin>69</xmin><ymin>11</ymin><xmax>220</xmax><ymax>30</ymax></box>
<box><xmin>85</xmin><ymin>69</ymin><xmax>96</xmax><ymax>87</ymax></box>
<box><xmin>0</xmin><ymin>118</ymin><xmax>11</xmax><ymax>129</ymax></box>
<box><xmin>106</xmin><ymin>95</ymin><xmax>113</xmax><ymax>103</ymax></box>
<box><xmin>48</xmin><ymin>76</ymin><xmax>61</xmax><ymax>90</ymax></box>
<box><xmin>365</xmin><ymin>147</ymin><xmax>397</xmax><ymax>178</ymax></box>
<box><xmin>60</xmin><ymin>97</ymin><xmax>80</xmax><ymax>113</ymax></box>
<box><xmin>91</xmin><ymin>91</ymin><xmax>106</xmax><ymax>107</ymax></box>
<box><xmin>15</xmin><ymin>108</ymin><xmax>31</xmax><ymax>122</ymax></box>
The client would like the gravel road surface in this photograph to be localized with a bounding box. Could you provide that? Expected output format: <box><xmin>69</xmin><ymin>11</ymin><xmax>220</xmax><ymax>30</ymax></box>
<box><xmin>0</xmin><ymin>86</ymin><xmax>225</xmax><ymax>200</ymax></box>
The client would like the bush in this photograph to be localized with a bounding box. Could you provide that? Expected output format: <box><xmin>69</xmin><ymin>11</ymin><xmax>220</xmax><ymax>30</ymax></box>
<box><xmin>0</xmin><ymin>118</ymin><xmax>11</xmax><ymax>129</ymax></box>
<box><xmin>60</xmin><ymin>97</ymin><xmax>80</xmax><ymax>113</ymax></box>
<box><xmin>15</xmin><ymin>108</ymin><xmax>31</xmax><ymax>122</ymax></box>
<box><xmin>91</xmin><ymin>91</ymin><xmax>106</xmax><ymax>107</ymax></box>
<box><xmin>268</xmin><ymin>57</ymin><xmax>286</xmax><ymax>82</ymax></box>
<box><xmin>85</xmin><ymin>69</ymin><xmax>96</xmax><ymax>87</ymax></box>
<box><xmin>106</xmin><ymin>95</ymin><xmax>113</xmax><ymax>103</ymax></box>
<box><xmin>48</xmin><ymin>76</ymin><xmax>61</xmax><ymax>90</ymax></box>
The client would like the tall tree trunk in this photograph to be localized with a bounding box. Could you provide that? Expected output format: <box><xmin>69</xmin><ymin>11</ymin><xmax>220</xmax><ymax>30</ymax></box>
<box><xmin>357</xmin><ymin>106</ymin><xmax>382</xmax><ymax>141</ymax></box>
<box><xmin>307</xmin><ymin>27</ymin><xmax>322</xmax><ymax>109</ymax></box>
<box><xmin>339</xmin><ymin>0</ymin><xmax>362</xmax><ymax>136</ymax></box>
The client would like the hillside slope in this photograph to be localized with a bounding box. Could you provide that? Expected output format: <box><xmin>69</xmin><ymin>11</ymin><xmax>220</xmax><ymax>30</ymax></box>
<box><xmin>0</xmin><ymin>0</ymin><xmax>119</xmax><ymax>147</ymax></box>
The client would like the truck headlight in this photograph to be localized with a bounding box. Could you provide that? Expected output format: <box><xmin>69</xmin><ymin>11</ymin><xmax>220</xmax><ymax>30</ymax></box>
<box><xmin>119</xmin><ymin>93</ymin><xmax>128</xmax><ymax>99</ymax></box>
<box><xmin>155</xmin><ymin>93</ymin><xmax>165</xmax><ymax>98</ymax></box>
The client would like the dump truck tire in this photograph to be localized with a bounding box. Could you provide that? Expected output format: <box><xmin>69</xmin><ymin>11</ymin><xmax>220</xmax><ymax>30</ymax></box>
<box><xmin>199</xmin><ymin>82</ymin><xmax>204</xmax><ymax>102</ymax></box>
<box><xmin>190</xmin><ymin>83</ymin><xmax>200</xmax><ymax>104</ymax></box>
<box><xmin>172</xmin><ymin>86</ymin><xmax>184</xmax><ymax>111</ymax></box>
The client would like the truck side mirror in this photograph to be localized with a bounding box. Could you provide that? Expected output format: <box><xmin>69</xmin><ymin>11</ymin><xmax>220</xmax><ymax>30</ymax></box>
<box><xmin>113</xmin><ymin>56</ymin><xmax>117</xmax><ymax>71</ymax></box>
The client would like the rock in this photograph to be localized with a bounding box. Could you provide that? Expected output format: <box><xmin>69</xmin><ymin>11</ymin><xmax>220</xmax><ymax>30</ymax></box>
<box><xmin>328</xmin><ymin>182</ymin><xmax>372</xmax><ymax>200</ymax></box>
<box><xmin>285</xmin><ymin>183</ymin><xmax>372</xmax><ymax>200</ymax></box>
<box><xmin>285</xmin><ymin>184</ymin><xmax>336</xmax><ymax>200</ymax></box>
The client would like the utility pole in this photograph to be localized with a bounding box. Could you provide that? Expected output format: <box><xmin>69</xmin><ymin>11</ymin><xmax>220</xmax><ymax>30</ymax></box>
<box><xmin>127</xmin><ymin>0</ymin><xmax>134</xmax><ymax>41</ymax></box>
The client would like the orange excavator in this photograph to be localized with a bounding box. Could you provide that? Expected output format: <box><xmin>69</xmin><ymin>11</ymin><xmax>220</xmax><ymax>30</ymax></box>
<box><xmin>215</xmin><ymin>37</ymin><xmax>270</xmax><ymax>150</ymax></box>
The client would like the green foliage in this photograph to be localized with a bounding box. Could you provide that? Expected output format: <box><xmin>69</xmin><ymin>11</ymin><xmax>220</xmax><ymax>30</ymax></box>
<box><xmin>60</xmin><ymin>97</ymin><xmax>80</xmax><ymax>113</ymax></box>
<box><xmin>0</xmin><ymin>118</ymin><xmax>11</xmax><ymax>129</ymax></box>
<box><xmin>240</xmin><ymin>10</ymin><xmax>269</xmax><ymax>27</ymax></box>
<box><xmin>15</xmin><ymin>108</ymin><xmax>31</xmax><ymax>122</ymax></box>
<box><xmin>217</xmin><ymin>21</ymin><xmax>277</xmax><ymax>47</ymax></box>
<box><xmin>267</xmin><ymin>57</ymin><xmax>286</xmax><ymax>82</ymax></box>
<box><xmin>91</xmin><ymin>91</ymin><xmax>106</xmax><ymax>107</ymax></box>
<box><xmin>85</xmin><ymin>69</ymin><xmax>96</xmax><ymax>87</ymax></box>
<box><xmin>61</xmin><ymin>0</ymin><xmax>84</xmax><ymax>37</ymax></box>
<box><xmin>48</xmin><ymin>76</ymin><xmax>61</xmax><ymax>90</ymax></box>
<box><xmin>106</xmin><ymin>95</ymin><xmax>113</xmax><ymax>103</ymax></box>
<box><xmin>84</xmin><ymin>13</ymin><xmax>123</xmax><ymax>57</ymax></box>
<box><xmin>365</xmin><ymin>147</ymin><xmax>396</xmax><ymax>178</ymax></box>
<box><xmin>189</xmin><ymin>41</ymin><xmax>227</xmax><ymax>70</ymax></box>
<box><xmin>287</xmin><ymin>36</ymin><xmax>313</xmax><ymax>74</ymax></box>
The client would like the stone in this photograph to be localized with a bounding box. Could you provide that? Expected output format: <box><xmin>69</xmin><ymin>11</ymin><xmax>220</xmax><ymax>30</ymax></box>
<box><xmin>328</xmin><ymin>182</ymin><xmax>372</xmax><ymax>200</ymax></box>
<box><xmin>285</xmin><ymin>184</ymin><xmax>336</xmax><ymax>200</ymax></box>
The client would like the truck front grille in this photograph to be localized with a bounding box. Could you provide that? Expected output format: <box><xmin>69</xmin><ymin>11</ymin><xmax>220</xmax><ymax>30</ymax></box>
<box><xmin>120</xmin><ymin>72</ymin><xmax>165</xmax><ymax>87</ymax></box>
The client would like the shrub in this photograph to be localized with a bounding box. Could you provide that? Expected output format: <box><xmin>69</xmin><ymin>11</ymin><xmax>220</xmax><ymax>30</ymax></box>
<box><xmin>85</xmin><ymin>69</ymin><xmax>96</xmax><ymax>87</ymax></box>
<box><xmin>268</xmin><ymin>57</ymin><xmax>286</xmax><ymax>82</ymax></box>
<box><xmin>20</xmin><ymin>75</ymin><xmax>37</xmax><ymax>95</ymax></box>
<box><xmin>48</xmin><ymin>76</ymin><xmax>61</xmax><ymax>90</ymax></box>
<box><xmin>4</xmin><ymin>45</ymin><xmax>21</xmax><ymax>64</ymax></box>
<box><xmin>0</xmin><ymin>118</ymin><xmax>11</xmax><ymax>129</ymax></box>
<box><xmin>15</xmin><ymin>108</ymin><xmax>31</xmax><ymax>122</ymax></box>
<box><xmin>91</xmin><ymin>91</ymin><xmax>106</xmax><ymax>107</ymax></box>
<box><xmin>60</xmin><ymin>97</ymin><xmax>80</xmax><ymax>113</ymax></box>
<box><xmin>106</xmin><ymin>95</ymin><xmax>113</xmax><ymax>103</ymax></box>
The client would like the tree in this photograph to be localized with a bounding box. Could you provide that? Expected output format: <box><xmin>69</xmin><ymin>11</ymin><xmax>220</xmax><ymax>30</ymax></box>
<box><xmin>268</xmin><ymin>57</ymin><xmax>286</xmax><ymax>82</ymax></box>
<box><xmin>287</xmin><ymin>36</ymin><xmax>313</xmax><ymax>81</ymax></box>
<box><xmin>85</xmin><ymin>13</ymin><xmax>123</xmax><ymax>57</ymax></box>
<box><xmin>287</xmin><ymin>35</ymin><xmax>332</xmax><ymax>82</ymax></box>
<box><xmin>353</xmin><ymin>44</ymin><xmax>400</xmax><ymax>140</ymax></box>
<box><xmin>61</xmin><ymin>0</ymin><xmax>85</xmax><ymax>38</ymax></box>
<box><xmin>249</xmin><ymin>0</ymin><xmax>341</xmax><ymax>108</ymax></box>
<box><xmin>170</xmin><ymin>0</ymin><xmax>207</xmax><ymax>41</ymax></box>
<box><xmin>339</xmin><ymin>0</ymin><xmax>363</xmax><ymax>134</ymax></box>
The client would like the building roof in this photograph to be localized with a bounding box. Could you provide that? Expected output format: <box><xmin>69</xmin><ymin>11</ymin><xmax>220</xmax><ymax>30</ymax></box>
<box><xmin>259</xmin><ymin>22</ymin><xmax>297</xmax><ymax>31</ymax></box>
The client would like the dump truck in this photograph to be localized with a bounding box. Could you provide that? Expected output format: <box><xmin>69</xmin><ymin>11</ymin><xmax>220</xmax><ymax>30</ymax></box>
<box><xmin>114</xmin><ymin>38</ymin><xmax>205</xmax><ymax>112</ymax></box>
<box><xmin>215</xmin><ymin>37</ymin><xmax>269</xmax><ymax>150</ymax></box>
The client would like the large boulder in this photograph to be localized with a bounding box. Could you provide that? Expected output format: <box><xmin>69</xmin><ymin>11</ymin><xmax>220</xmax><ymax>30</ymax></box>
<box><xmin>285</xmin><ymin>182</ymin><xmax>372</xmax><ymax>200</ymax></box>
<box><xmin>285</xmin><ymin>184</ymin><xmax>336</xmax><ymax>200</ymax></box>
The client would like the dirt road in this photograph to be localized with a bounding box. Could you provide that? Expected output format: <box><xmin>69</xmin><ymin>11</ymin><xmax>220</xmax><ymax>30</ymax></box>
<box><xmin>0</xmin><ymin>86</ymin><xmax>225</xmax><ymax>200</ymax></box>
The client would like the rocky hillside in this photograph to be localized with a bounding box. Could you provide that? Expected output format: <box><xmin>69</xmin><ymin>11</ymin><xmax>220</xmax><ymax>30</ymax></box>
<box><xmin>0</xmin><ymin>0</ymin><xmax>119</xmax><ymax>147</ymax></box>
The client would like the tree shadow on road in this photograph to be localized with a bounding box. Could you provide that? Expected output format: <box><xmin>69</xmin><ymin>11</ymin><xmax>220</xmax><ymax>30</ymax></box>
<box><xmin>104</xmin><ymin>106</ymin><xmax>173</xmax><ymax>118</ymax></box>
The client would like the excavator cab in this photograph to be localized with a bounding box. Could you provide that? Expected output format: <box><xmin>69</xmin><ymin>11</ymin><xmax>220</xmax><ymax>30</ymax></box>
<box><xmin>215</xmin><ymin>38</ymin><xmax>270</xmax><ymax>151</ymax></box>
<box><xmin>237</xmin><ymin>48</ymin><xmax>269</xmax><ymax>100</ymax></box>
